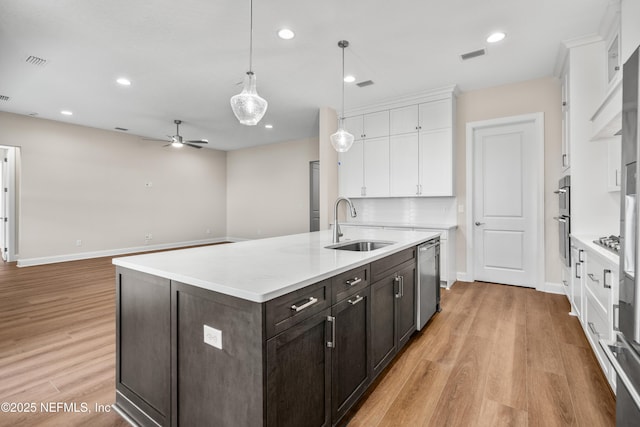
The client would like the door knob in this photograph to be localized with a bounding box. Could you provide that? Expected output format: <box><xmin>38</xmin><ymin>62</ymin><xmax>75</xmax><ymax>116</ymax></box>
<box><xmin>475</xmin><ymin>221</ymin><xmax>485</xmax><ymax>226</ymax></box>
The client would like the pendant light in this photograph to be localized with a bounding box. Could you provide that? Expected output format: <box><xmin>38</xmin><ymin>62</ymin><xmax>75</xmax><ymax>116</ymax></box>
<box><xmin>330</xmin><ymin>40</ymin><xmax>354</xmax><ymax>152</ymax></box>
<box><xmin>230</xmin><ymin>0</ymin><xmax>268</xmax><ymax>126</ymax></box>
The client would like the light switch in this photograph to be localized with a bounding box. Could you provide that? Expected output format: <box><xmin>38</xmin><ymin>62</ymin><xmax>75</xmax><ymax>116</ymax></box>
<box><xmin>204</xmin><ymin>325</ymin><xmax>222</xmax><ymax>349</ymax></box>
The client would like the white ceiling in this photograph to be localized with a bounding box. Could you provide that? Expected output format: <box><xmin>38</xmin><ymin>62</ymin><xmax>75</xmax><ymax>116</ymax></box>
<box><xmin>0</xmin><ymin>0</ymin><xmax>610</xmax><ymax>151</ymax></box>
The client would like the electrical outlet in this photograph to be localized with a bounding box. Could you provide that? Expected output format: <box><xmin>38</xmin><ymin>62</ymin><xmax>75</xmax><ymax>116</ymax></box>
<box><xmin>145</xmin><ymin>181</ymin><xmax>153</xmax><ymax>188</ymax></box>
<box><xmin>76</xmin><ymin>239</ymin><xmax>82</xmax><ymax>247</ymax></box>
<box><xmin>203</xmin><ymin>325</ymin><xmax>222</xmax><ymax>349</ymax></box>
<box><xmin>145</xmin><ymin>233</ymin><xmax>153</xmax><ymax>240</ymax></box>
<box><xmin>458</xmin><ymin>204</ymin><xmax>464</xmax><ymax>213</ymax></box>
<box><xmin>205</xmin><ymin>228</ymin><xmax>211</xmax><ymax>234</ymax></box>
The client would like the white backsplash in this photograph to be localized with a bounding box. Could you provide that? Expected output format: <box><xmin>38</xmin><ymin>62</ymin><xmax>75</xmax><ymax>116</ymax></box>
<box><xmin>347</xmin><ymin>198</ymin><xmax>457</xmax><ymax>226</ymax></box>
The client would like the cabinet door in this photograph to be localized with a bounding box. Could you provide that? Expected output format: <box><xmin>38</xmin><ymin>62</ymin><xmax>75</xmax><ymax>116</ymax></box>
<box><xmin>363</xmin><ymin>110</ymin><xmax>390</xmax><ymax>139</ymax></box>
<box><xmin>419</xmin><ymin>128</ymin><xmax>453</xmax><ymax>196</ymax></box>
<box><xmin>370</xmin><ymin>274</ymin><xmax>397</xmax><ymax>377</ymax></box>
<box><xmin>608</xmin><ymin>139</ymin><xmax>621</xmax><ymax>192</ymax></box>
<box><xmin>390</xmin><ymin>133</ymin><xmax>419</xmax><ymax>197</ymax></box>
<box><xmin>390</xmin><ymin>105</ymin><xmax>419</xmax><ymax>135</ymax></box>
<box><xmin>267</xmin><ymin>309</ymin><xmax>332</xmax><ymax>427</ymax></box>
<box><xmin>419</xmin><ymin>98</ymin><xmax>452</xmax><ymax>131</ymax></box>
<box><xmin>363</xmin><ymin>136</ymin><xmax>390</xmax><ymax>197</ymax></box>
<box><xmin>344</xmin><ymin>115</ymin><xmax>364</xmax><ymax>140</ymax></box>
<box><xmin>338</xmin><ymin>140</ymin><xmax>364</xmax><ymax>197</ymax></box>
<box><xmin>396</xmin><ymin>263</ymin><xmax>416</xmax><ymax>349</ymax></box>
<box><xmin>331</xmin><ymin>288</ymin><xmax>370</xmax><ymax>423</ymax></box>
<box><xmin>117</xmin><ymin>269</ymin><xmax>171</xmax><ymax>426</ymax></box>
<box><xmin>561</xmin><ymin>72</ymin><xmax>570</xmax><ymax>170</ymax></box>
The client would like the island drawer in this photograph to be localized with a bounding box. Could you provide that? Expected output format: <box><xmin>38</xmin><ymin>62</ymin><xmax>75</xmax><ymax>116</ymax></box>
<box><xmin>265</xmin><ymin>279</ymin><xmax>331</xmax><ymax>339</ymax></box>
<box><xmin>371</xmin><ymin>247</ymin><xmax>416</xmax><ymax>282</ymax></box>
<box><xmin>332</xmin><ymin>265</ymin><xmax>370</xmax><ymax>303</ymax></box>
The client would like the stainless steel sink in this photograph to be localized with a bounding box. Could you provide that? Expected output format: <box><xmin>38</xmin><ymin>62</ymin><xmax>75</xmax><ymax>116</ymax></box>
<box><xmin>326</xmin><ymin>240</ymin><xmax>395</xmax><ymax>252</ymax></box>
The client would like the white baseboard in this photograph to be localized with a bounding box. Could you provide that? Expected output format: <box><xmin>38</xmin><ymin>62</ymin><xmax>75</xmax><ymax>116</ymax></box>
<box><xmin>456</xmin><ymin>272</ymin><xmax>472</xmax><ymax>282</ymax></box>
<box><xmin>16</xmin><ymin>237</ymin><xmax>231</xmax><ymax>267</ymax></box>
<box><xmin>538</xmin><ymin>281</ymin><xmax>565</xmax><ymax>295</ymax></box>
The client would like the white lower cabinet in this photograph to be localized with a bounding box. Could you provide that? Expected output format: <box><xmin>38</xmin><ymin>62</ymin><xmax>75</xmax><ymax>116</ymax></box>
<box><xmin>571</xmin><ymin>237</ymin><xmax>618</xmax><ymax>392</ymax></box>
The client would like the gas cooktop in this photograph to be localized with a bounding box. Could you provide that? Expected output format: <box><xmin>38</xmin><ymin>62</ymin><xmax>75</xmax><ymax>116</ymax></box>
<box><xmin>593</xmin><ymin>235</ymin><xmax>620</xmax><ymax>255</ymax></box>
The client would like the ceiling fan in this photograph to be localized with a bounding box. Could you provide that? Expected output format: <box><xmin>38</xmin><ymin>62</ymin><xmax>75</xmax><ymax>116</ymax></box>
<box><xmin>144</xmin><ymin>119</ymin><xmax>208</xmax><ymax>149</ymax></box>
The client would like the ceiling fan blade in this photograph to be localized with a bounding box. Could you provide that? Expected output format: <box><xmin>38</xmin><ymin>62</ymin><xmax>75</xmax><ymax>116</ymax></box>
<box><xmin>163</xmin><ymin>143</ymin><xmax>172</xmax><ymax>147</ymax></box>
<box><xmin>185</xmin><ymin>140</ymin><xmax>208</xmax><ymax>144</ymax></box>
<box><xmin>142</xmin><ymin>137</ymin><xmax>170</xmax><ymax>142</ymax></box>
<box><xmin>185</xmin><ymin>143</ymin><xmax>203</xmax><ymax>149</ymax></box>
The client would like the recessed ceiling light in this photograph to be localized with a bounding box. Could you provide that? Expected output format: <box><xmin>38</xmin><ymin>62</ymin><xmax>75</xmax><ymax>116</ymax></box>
<box><xmin>116</xmin><ymin>77</ymin><xmax>132</xmax><ymax>86</ymax></box>
<box><xmin>277</xmin><ymin>28</ymin><xmax>295</xmax><ymax>40</ymax></box>
<box><xmin>60</xmin><ymin>110</ymin><xmax>73</xmax><ymax>116</ymax></box>
<box><xmin>344</xmin><ymin>75</ymin><xmax>356</xmax><ymax>83</ymax></box>
<box><xmin>487</xmin><ymin>32</ymin><xmax>506</xmax><ymax>43</ymax></box>
<box><xmin>265</xmin><ymin>124</ymin><xmax>273</xmax><ymax>129</ymax></box>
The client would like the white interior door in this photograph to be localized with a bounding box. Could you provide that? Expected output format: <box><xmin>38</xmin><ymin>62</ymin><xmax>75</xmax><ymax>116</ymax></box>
<box><xmin>0</xmin><ymin>148</ymin><xmax>6</xmax><ymax>261</ymax></box>
<box><xmin>472</xmin><ymin>120</ymin><xmax>537</xmax><ymax>287</ymax></box>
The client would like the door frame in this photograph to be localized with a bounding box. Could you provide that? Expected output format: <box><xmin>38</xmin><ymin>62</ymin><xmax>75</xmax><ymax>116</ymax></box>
<box><xmin>0</xmin><ymin>145</ymin><xmax>18</xmax><ymax>262</ymax></box>
<box><xmin>464</xmin><ymin>113</ymin><xmax>545</xmax><ymax>289</ymax></box>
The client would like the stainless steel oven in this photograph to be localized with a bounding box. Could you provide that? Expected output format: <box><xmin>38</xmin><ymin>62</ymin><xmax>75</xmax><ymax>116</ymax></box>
<box><xmin>555</xmin><ymin>175</ymin><xmax>571</xmax><ymax>266</ymax></box>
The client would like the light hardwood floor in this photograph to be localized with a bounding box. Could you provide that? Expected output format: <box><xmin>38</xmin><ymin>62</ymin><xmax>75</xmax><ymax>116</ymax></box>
<box><xmin>0</xmin><ymin>257</ymin><xmax>615</xmax><ymax>426</ymax></box>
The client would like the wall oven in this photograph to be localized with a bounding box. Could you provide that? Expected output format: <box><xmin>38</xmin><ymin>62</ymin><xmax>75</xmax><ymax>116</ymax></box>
<box><xmin>555</xmin><ymin>175</ymin><xmax>571</xmax><ymax>266</ymax></box>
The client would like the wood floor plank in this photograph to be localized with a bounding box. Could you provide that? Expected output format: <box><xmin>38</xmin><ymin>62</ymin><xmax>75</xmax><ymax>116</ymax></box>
<box><xmin>476</xmin><ymin>398</ymin><xmax>528</xmax><ymax>427</ymax></box>
<box><xmin>527</xmin><ymin>369</ymin><xmax>576</xmax><ymax>427</ymax></box>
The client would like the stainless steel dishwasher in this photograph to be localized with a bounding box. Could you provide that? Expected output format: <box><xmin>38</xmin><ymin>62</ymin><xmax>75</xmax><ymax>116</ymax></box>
<box><xmin>417</xmin><ymin>238</ymin><xmax>441</xmax><ymax>330</ymax></box>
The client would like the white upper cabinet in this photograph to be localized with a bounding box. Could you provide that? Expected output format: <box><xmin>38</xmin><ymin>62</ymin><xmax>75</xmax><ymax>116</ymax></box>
<box><xmin>344</xmin><ymin>110</ymin><xmax>389</xmax><ymax>140</ymax></box>
<box><xmin>339</xmin><ymin>86</ymin><xmax>456</xmax><ymax>198</ymax></box>
<box><xmin>390</xmin><ymin>105</ymin><xmax>419</xmax><ymax>135</ymax></box>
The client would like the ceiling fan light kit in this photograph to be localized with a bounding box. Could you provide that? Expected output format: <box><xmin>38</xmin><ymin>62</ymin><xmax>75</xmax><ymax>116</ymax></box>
<box><xmin>330</xmin><ymin>40</ymin><xmax>355</xmax><ymax>153</ymax></box>
<box><xmin>230</xmin><ymin>0</ymin><xmax>268</xmax><ymax>126</ymax></box>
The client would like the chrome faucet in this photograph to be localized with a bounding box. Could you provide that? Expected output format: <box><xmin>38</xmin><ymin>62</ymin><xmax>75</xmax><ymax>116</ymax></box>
<box><xmin>333</xmin><ymin>197</ymin><xmax>357</xmax><ymax>243</ymax></box>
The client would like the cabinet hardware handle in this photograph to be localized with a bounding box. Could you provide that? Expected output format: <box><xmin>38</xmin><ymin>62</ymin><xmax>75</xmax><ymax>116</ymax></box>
<box><xmin>345</xmin><ymin>277</ymin><xmax>362</xmax><ymax>287</ymax></box>
<box><xmin>613</xmin><ymin>304</ymin><xmax>620</xmax><ymax>331</ymax></box>
<box><xmin>588</xmin><ymin>321</ymin><xmax>600</xmax><ymax>337</ymax></box>
<box><xmin>578</xmin><ymin>249</ymin><xmax>584</xmax><ymax>262</ymax></box>
<box><xmin>575</xmin><ymin>262</ymin><xmax>581</xmax><ymax>279</ymax></box>
<box><xmin>562</xmin><ymin>101</ymin><xmax>567</xmax><ymax>107</ymax></box>
<box><xmin>327</xmin><ymin>316</ymin><xmax>336</xmax><ymax>348</ymax></box>
<box><xmin>394</xmin><ymin>275</ymin><xmax>402</xmax><ymax>299</ymax></box>
<box><xmin>603</xmin><ymin>269</ymin><xmax>612</xmax><ymax>289</ymax></box>
<box><xmin>553</xmin><ymin>217</ymin><xmax>567</xmax><ymax>223</ymax></box>
<box><xmin>361</xmin><ymin>186</ymin><xmax>366</xmax><ymax>196</ymax></box>
<box><xmin>616</xmin><ymin>170</ymin><xmax>620</xmax><ymax>187</ymax></box>
<box><xmin>615</xmin><ymin>66</ymin><xmax>620</xmax><ymax>71</ymax></box>
<box><xmin>562</xmin><ymin>280</ymin><xmax>568</xmax><ymax>287</ymax></box>
<box><xmin>348</xmin><ymin>295</ymin><xmax>364</xmax><ymax>305</ymax></box>
<box><xmin>419</xmin><ymin>184</ymin><xmax>423</xmax><ymax>195</ymax></box>
<box><xmin>554</xmin><ymin>189</ymin><xmax>567</xmax><ymax>194</ymax></box>
<box><xmin>291</xmin><ymin>297</ymin><xmax>318</xmax><ymax>312</ymax></box>
<box><xmin>400</xmin><ymin>275</ymin><xmax>404</xmax><ymax>298</ymax></box>
<box><xmin>416</xmin><ymin>184</ymin><xmax>420</xmax><ymax>195</ymax></box>
<box><xmin>587</xmin><ymin>273</ymin><xmax>599</xmax><ymax>283</ymax></box>
<box><xmin>562</xmin><ymin>154</ymin><xmax>567</xmax><ymax>166</ymax></box>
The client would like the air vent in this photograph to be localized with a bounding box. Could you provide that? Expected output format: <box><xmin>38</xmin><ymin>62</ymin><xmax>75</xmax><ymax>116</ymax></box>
<box><xmin>115</xmin><ymin>127</ymin><xmax>129</xmax><ymax>131</ymax></box>
<box><xmin>28</xmin><ymin>112</ymin><xmax>39</xmax><ymax>117</ymax></box>
<box><xmin>25</xmin><ymin>55</ymin><xmax>48</xmax><ymax>66</ymax></box>
<box><xmin>356</xmin><ymin>80</ymin><xmax>374</xmax><ymax>88</ymax></box>
<box><xmin>0</xmin><ymin>95</ymin><xmax>10</xmax><ymax>102</ymax></box>
<box><xmin>460</xmin><ymin>48</ymin><xmax>486</xmax><ymax>61</ymax></box>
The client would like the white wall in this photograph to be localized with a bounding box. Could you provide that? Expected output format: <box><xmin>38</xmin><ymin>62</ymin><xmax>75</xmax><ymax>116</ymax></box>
<box><xmin>622</xmin><ymin>0</ymin><xmax>640</xmax><ymax>63</ymax></box>
<box><xmin>226</xmin><ymin>137</ymin><xmax>319</xmax><ymax>239</ymax></box>
<box><xmin>0</xmin><ymin>112</ymin><xmax>227</xmax><ymax>263</ymax></box>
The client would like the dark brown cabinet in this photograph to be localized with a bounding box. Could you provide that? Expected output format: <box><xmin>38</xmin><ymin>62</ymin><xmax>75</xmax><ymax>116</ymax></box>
<box><xmin>331</xmin><ymin>287</ymin><xmax>371</xmax><ymax>423</ymax></box>
<box><xmin>115</xmin><ymin>246</ymin><xmax>419</xmax><ymax>427</ymax></box>
<box><xmin>266</xmin><ymin>309</ymin><xmax>332</xmax><ymax>427</ymax></box>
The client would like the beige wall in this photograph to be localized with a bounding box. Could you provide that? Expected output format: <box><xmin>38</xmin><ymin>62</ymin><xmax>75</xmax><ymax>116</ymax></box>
<box><xmin>0</xmin><ymin>112</ymin><xmax>227</xmax><ymax>262</ymax></box>
<box><xmin>318</xmin><ymin>107</ymin><xmax>339</xmax><ymax>229</ymax></box>
<box><xmin>455</xmin><ymin>77</ymin><xmax>563</xmax><ymax>284</ymax></box>
<box><xmin>226</xmin><ymin>137</ymin><xmax>319</xmax><ymax>239</ymax></box>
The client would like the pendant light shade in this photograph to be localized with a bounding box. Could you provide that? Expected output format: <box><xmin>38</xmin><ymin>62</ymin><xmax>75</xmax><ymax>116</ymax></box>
<box><xmin>230</xmin><ymin>72</ymin><xmax>268</xmax><ymax>125</ymax></box>
<box><xmin>330</xmin><ymin>40</ymin><xmax>354</xmax><ymax>152</ymax></box>
<box><xmin>230</xmin><ymin>0</ymin><xmax>267</xmax><ymax>126</ymax></box>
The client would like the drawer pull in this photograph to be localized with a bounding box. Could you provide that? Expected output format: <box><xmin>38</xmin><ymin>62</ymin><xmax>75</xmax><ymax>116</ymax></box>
<box><xmin>345</xmin><ymin>277</ymin><xmax>362</xmax><ymax>287</ymax></box>
<box><xmin>348</xmin><ymin>295</ymin><xmax>364</xmax><ymax>305</ymax></box>
<box><xmin>394</xmin><ymin>275</ymin><xmax>404</xmax><ymax>299</ymax></box>
<box><xmin>578</xmin><ymin>249</ymin><xmax>584</xmax><ymax>262</ymax></box>
<box><xmin>291</xmin><ymin>297</ymin><xmax>318</xmax><ymax>312</ymax></box>
<box><xmin>588</xmin><ymin>321</ymin><xmax>600</xmax><ymax>337</ymax></box>
<box><xmin>587</xmin><ymin>273</ymin><xmax>599</xmax><ymax>283</ymax></box>
<box><xmin>575</xmin><ymin>262</ymin><xmax>581</xmax><ymax>279</ymax></box>
<box><xmin>603</xmin><ymin>269</ymin><xmax>612</xmax><ymax>289</ymax></box>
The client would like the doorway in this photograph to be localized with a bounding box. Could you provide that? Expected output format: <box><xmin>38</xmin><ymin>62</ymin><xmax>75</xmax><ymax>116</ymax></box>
<box><xmin>310</xmin><ymin>161</ymin><xmax>320</xmax><ymax>232</ymax></box>
<box><xmin>465</xmin><ymin>114</ymin><xmax>544</xmax><ymax>288</ymax></box>
<box><xmin>0</xmin><ymin>145</ymin><xmax>18</xmax><ymax>262</ymax></box>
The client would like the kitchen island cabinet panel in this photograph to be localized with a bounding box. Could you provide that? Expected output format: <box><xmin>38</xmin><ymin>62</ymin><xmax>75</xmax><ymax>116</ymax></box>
<box><xmin>116</xmin><ymin>268</ymin><xmax>171</xmax><ymax>426</ymax></box>
<box><xmin>266</xmin><ymin>309</ymin><xmax>331</xmax><ymax>427</ymax></box>
<box><xmin>173</xmin><ymin>282</ymin><xmax>264</xmax><ymax>427</ymax></box>
<box><xmin>331</xmin><ymin>288</ymin><xmax>371</xmax><ymax>422</ymax></box>
<box><xmin>396</xmin><ymin>262</ymin><xmax>417</xmax><ymax>349</ymax></box>
<box><xmin>371</xmin><ymin>271</ymin><xmax>397</xmax><ymax>376</ymax></box>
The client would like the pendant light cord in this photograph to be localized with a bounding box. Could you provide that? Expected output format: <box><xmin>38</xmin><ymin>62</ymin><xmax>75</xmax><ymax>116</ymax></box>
<box><xmin>248</xmin><ymin>0</ymin><xmax>253</xmax><ymax>74</ymax></box>
<box><xmin>340</xmin><ymin>45</ymin><xmax>345</xmax><ymax>122</ymax></box>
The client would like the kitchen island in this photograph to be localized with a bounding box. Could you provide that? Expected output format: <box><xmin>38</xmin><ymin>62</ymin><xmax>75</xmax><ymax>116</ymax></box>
<box><xmin>112</xmin><ymin>228</ymin><xmax>439</xmax><ymax>427</ymax></box>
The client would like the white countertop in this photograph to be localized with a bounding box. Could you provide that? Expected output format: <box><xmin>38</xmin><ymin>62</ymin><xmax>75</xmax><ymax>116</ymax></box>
<box><xmin>571</xmin><ymin>234</ymin><xmax>620</xmax><ymax>268</ymax></box>
<box><xmin>112</xmin><ymin>229</ymin><xmax>440</xmax><ymax>303</ymax></box>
